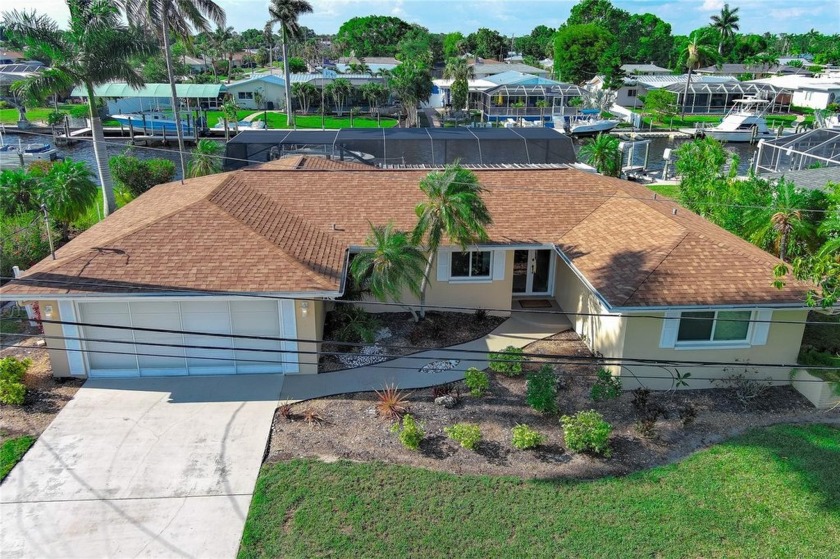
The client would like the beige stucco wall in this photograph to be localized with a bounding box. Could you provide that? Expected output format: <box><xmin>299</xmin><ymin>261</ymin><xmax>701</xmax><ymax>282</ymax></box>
<box><xmin>357</xmin><ymin>250</ymin><xmax>514</xmax><ymax>317</ymax></box>
<box><xmin>37</xmin><ymin>300</ymin><xmax>72</xmax><ymax>378</ymax></box>
<box><xmin>618</xmin><ymin>310</ymin><xmax>808</xmax><ymax>390</ymax></box>
<box><xmin>553</xmin><ymin>259</ymin><xmax>626</xmax><ymax>371</ymax></box>
<box><xmin>294</xmin><ymin>299</ymin><xmax>324</xmax><ymax>374</ymax></box>
<box><xmin>791</xmin><ymin>371</ymin><xmax>840</xmax><ymax>409</ymax></box>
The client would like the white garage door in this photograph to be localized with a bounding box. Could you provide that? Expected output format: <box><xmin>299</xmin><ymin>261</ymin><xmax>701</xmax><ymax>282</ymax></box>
<box><xmin>78</xmin><ymin>299</ymin><xmax>297</xmax><ymax>378</ymax></box>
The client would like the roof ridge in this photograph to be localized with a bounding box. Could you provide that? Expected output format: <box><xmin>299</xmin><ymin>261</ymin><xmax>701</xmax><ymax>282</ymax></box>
<box><xmin>618</xmin><ymin>230</ymin><xmax>690</xmax><ymax>306</ymax></box>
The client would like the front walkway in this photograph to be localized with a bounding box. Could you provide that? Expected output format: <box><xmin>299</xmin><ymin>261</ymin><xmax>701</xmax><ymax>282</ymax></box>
<box><xmin>1</xmin><ymin>374</ymin><xmax>284</xmax><ymax>559</ymax></box>
<box><xmin>279</xmin><ymin>311</ymin><xmax>572</xmax><ymax>401</ymax></box>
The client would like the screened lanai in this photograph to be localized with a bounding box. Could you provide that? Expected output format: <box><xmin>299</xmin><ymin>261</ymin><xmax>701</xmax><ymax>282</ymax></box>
<box><xmin>754</xmin><ymin>128</ymin><xmax>840</xmax><ymax>174</ymax></box>
<box><xmin>478</xmin><ymin>83</ymin><xmax>583</xmax><ymax>121</ymax></box>
<box><xmin>663</xmin><ymin>82</ymin><xmax>791</xmax><ymax>114</ymax></box>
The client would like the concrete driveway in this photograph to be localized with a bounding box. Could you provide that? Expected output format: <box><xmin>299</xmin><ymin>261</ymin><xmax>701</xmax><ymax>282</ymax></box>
<box><xmin>1</xmin><ymin>374</ymin><xmax>284</xmax><ymax>558</ymax></box>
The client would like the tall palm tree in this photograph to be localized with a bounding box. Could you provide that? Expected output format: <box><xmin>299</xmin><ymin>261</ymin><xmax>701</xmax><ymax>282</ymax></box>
<box><xmin>187</xmin><ymin>138</ymin><xmax>222</xmax><ymax>177</ymax></box>
<box><xmin>350</xmin><ymin>222</ymin><xmax>427</xmax><ymax>322</ymax></box>
<box><xmin>412</xmin><ymin>165</ymin><xmax>492</xmax><ymax>318</ymax></box>
<box><xmin>291</xmin><ymin>82</ymin><xmax>316</xmax><ymax>114</ymax></box>
<box><xmin>359</xmin><ymin>82</ymin><xmax>387</xmax><ymax>125</ymax></box>
<box><xmin>443</xmin><ymin>57</ymin><xmax>474</xmax><ymax>113</ymax></box>
<box><xmin>744</xmin><ymin>179</ymin><xmax>816</xmax><ymax>262</ymax></box>
<box><xmin>326</xmin><ymin>78</ymin><xmax>352</xmax><ymax>117</ymax></box>
<box><xmin>709</xmin><ymin>3</ymin><xmax>740</xmax><ymax>57</ymax></box>
<box><xmin>124</xmin><ymin>0</ymin><xmax>226</xmax><ymax>183</ymax></box>
<box><xmin>268</xmin><ymin>0</ymin><xmax>313</xmax><ymax>127</ymax></box>
<box><xmin>816</xmin><ymin>184</ymin><xmax>840</xmax><ymax>259</ymax></box>
<box><xmin>3</xmin><ymin>1</ymin><xmax>153</xmax><ymax>216</ymax></box>
<box><xmin>578</xmin><ymin>133</ymin><xmax>621</xmax><ymax>177</ymax></box>
<box><xmin>677</xmin><ymin>30</ymin><xmax>718</xmax><ymax>117</ymax></box>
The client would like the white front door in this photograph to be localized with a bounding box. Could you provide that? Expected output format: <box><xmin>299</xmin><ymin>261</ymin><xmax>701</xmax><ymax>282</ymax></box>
<box><xmin>512</xmin><ymin>249</ymin><xmax>553</xmax><ymax>295</ymax></box>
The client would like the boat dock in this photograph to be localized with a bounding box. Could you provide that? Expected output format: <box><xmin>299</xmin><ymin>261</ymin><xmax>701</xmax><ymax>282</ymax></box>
<box><xmin>609</xmin><ymin>129</ymin><xmax>693</xmax><ymax>139</ymax></box>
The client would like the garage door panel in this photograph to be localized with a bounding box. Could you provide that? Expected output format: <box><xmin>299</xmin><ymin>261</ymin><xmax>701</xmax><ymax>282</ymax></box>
<box><xmin>130</xmin><ymin>304</ymin><xmax>187</xmax><ymax>376</ymax></box>
<box><xmin>79</xmin><ymin>303</ymin><xmax>138</xmax><ymax>376</ymax></box>
<box><xmin>181</xmin><ymin>302</ymin><xmax>235</xmax><ymax>374</ymax></box>
<box><xmin>230</xmin><ymin>301</ymin><xmax>284</xmax><ymax>373</ymax></box>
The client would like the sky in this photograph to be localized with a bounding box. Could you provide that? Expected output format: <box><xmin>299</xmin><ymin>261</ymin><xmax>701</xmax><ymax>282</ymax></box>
<box><xmin>21</xmin><ymin>0</ymin><xmax>840</xmax><ymax>36</ymax></box>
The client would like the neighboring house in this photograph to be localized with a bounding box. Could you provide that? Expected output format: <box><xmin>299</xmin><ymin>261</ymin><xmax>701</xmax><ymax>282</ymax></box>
<box><xmin>620</xmin><ymin>63</ymin><xmax>670</xmax><ymax>76</ymax></box>
<box><xmin>0</xmin><ymin>49</ymin><xmax>25</xmax><ymax>65</ymax></box>
<box><xmin>183</xmin><ymin>55</ymin><xmax>211</xmax><ymax>73</ymax></box>
<box><xmin>750</xmin><ymin>75</ymin><xmax>840</xmax><ymax>110</ymax></box>
<box><xmin>1</xmin><ymin>158</ymin><xmax>814</xmax><ymax>391</ymax></box>
<box><xmin>336</xmin><ymin>56</ymin><xmax>400</xmax><ymax>74</ymax></box>
<box><xmin>696</xmin><ymin>63</ymin><xmax>813</xmax><ymax>78</ymax></box>
<box><xmin>470</xmin><ymin>60</ymin><xmax>550</xmax><ymax>79</ymax></box>
<box><xmin>71</xmin><ymin>83</ymin><xmax>226</xmax><ymax>113</ymax></box>
<box><xmin>224</xmin><ymin>75</ymin><xmax>285</xmax><ymax>110</ymax></box>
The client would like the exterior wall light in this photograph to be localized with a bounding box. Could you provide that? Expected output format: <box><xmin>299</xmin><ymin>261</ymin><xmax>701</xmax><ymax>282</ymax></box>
<box><xmin>300</xmin><ymin>301</ymin><xmax>309</xmax><ymax>317</ymax></box>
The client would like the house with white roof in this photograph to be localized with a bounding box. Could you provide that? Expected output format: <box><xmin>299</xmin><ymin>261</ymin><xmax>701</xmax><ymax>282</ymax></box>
<box><xmin>750</xmin><ymin>75</ymin><xmax>840</xmax><ymax>110</ymax></box>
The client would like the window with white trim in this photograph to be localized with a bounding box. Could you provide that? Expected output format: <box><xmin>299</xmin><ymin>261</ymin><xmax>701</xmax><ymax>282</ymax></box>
<box><xmin>450</xmin><ymin>251</ymin><xmax>492</xmax><ymax>279</ymax></box>
<box><xmin>238</xmin><ymin>91</ymin><xmax>254</xmax><ymax>100</ymax></box>
<box><xmin>676</xmin><ymin>310</ymin><xmax>752</xmax><ymax>343</ymax></box>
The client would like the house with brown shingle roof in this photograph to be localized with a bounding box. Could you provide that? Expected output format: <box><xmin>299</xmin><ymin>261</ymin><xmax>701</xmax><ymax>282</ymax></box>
<box><xmin>0</xmin><ymin>157</ymin><xmax>813</xmax><ymax>389</ymax></box>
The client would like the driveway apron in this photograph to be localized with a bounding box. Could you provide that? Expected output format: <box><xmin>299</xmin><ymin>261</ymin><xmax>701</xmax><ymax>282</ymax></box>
<box><xmin>1</xmin><ymin>374</ymin><xmax>284</xmax><ymax>558</ymax></box>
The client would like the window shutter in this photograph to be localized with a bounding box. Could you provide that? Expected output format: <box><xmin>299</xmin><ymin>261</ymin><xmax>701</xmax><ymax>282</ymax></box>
<box><xmin>436</xmin><ymin>249</ymin><xmax>450</xmax><ymax>282</ymax></box>
<box><xmin>751</xmin><ymin>309</ymin><xmax>772</xmax><ymax>346</ymax></box>
<box><xmin>659</xmin><ymin>310</ymin><xmax>680</xmax><ymax>349</ymax></box>
<box><xmin>492</xmin><ymin>250</ymin><xmax>506</xmax><ymax>280</ymax></box>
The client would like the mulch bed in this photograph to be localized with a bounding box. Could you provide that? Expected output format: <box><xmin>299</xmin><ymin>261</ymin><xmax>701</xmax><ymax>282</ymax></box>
<box><xmin>269</xmin><ymin>331</ymin><xmax>838</xmax><ymax>479</ymax></box>
<box><xmin>0</xmin><ymin>332</ymin><xmax>84</xmax><ymax>444</ymax></box>
<box><xmin>319</xmin><ymin>310</ymin><xmax>506</xmax><ymax>372</ymax></box>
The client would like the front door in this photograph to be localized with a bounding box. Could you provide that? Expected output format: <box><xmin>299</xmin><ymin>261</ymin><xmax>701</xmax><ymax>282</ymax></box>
<box><xmin>512</xmin><ymin>249</ymin><xmax>553</xmax><ymax>295</ymax></box>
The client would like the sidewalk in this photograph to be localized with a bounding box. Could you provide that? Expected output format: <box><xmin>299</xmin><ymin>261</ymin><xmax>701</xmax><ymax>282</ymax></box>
<box><xmin>279</xmin><ymin>311</ymin><xmax>571</xmax><ymax>402</ymax></box>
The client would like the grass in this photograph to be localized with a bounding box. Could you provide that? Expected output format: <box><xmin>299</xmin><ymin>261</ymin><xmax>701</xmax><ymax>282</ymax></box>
<box><xmin>249</xmin><ymin>112</ymin><xmax>397</xmax><ymax>129</ymax></box>
<box><xmin>239</xmin><ymin>423</ymin><xmax>839</xmax><ymax>559</ymax></box>
<box><xmin>646</xmin><ymin>183</ymin><xmax>680</xmax><ymax>198</ymax></box>
<box><xmin>1</xmin><ymin>436</ymin><xmax>36</xmax><ymax>481</ymax></box>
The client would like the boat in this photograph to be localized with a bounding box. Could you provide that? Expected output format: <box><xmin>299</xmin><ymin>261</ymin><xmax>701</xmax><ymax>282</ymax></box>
<box><xmin>211</xmin><ymin>119</ymin><xmax>265</xmax><ymax>130</ymax></box>
<box><xmin>680</xmin><ymin>98</ymin><xmax>782</xmax><ymax>143</ymax></box>
<box><xmin>567</xmin><ymin>109</ymin><xmax>619</xmax><ymax>136</ymax></box>
<box><xmin>0</xmin><ymin>130</ymin><xmax>58</xmax><ymax>167</ymax></box>
<box><xmin>111</xmin><ymin>112</ymin><xmax>195</xmax><ymax>134</ymax></box>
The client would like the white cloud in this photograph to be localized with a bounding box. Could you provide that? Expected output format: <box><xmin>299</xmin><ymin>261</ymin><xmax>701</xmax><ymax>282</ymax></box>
<box><xmin>700</xmin><ymin>0</ymin><xmax>725</xmax><ymax>11</ymax></box>
<box><xmin>769</xmin><ymin>7</ymin><xmax>808</xmax><ymax>19</ymax></box>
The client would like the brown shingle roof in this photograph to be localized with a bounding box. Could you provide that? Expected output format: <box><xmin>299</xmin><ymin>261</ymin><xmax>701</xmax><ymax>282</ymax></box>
<box><xmin>1</xmin><ymin>161</ymin><xmax>812</xmax><ymax>307</ymax></box>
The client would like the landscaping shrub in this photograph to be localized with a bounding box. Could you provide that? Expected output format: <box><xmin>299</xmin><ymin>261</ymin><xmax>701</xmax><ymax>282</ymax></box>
<box><xmin>526</xmin><ymin>364</ymin><xmax>558</xmax><ymax>414</ymax></box>
<box><xmin>0</xmin><ymin>212</ymin><xmax>54</xmax><ymax>280</ymax></box>
<box><xmin>679</xmin><ymin>404</ymin><xmax>698</xmax><ymax>426</ymax></box>
<box><xmin>444</xmin><ymin>423</ymin><xmax>481</xmax><ymax>450</ymax></box>
<box><xmin>464</xmin><ymin>367</ymin><xmax>489</xmax><ymax>396</ymax></box>
<box><xmin>0</xmin><ymin>356</ymin><xmax>30</xmax><ymax>405</ymax></box>
<box><xmin>375</xmin><ymin>384</ymin><xmax>410</xmax><ymax>419</ymax></box>
<box><xmin>489</xmin><ymin>345</ymin><xmax>524</xmax><ymax>376</ymax></box>
<box><xmin>392</xmin><ymin>414</ymin><xmax>424</xmax><ymax>450</ymax></box>
<box><xmin>431</xmin><ymin>383</ymin><xmax>455</xmax><ymax>398</ymax></box>
<box><xmin>332</xmin><ymin>305</ymin><xmax>380</xmax><ymax>343</ymax></box>
<box><xmin>109</xmin><ymin>151</ymin><xmax>176</xmax><ymax>198</ymax></box>
<box><xmin>631</xmin><ymin>388</ymin><xmax>663</xmax><ymax>437</ymax></box>
<box><xmin>511</xmin><ymin>424</ymin><xmax>544</xmax><ymax>450</ymax></box>
<box><xmin>561</xmin><ymin>410</ymin><xmax>613</xmax><ymax>457</ymax></box>
<box><xmin>472</xmin><ymin>308</ymin><xmax>487</xmax><ymax>323</ymax></box>
<box><xmin>714</xmin><ymin>368</ymin><xmax>773</xmax><ymax>405</ymax></box>
<box><xmin>590</xmin><ymin>367</ymin><xmax>622</xmax><ymax>401</ymax></box>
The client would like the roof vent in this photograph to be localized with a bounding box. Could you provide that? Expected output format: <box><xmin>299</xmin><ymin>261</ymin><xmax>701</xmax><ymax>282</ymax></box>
<box><xmin>332</xmin><ymin>224</ymin><xmax>344</xmax><ymax>231</ymax></box>
<box><xmin>672</xmin><ymin>208</ymin><xmax>678</xmax><ymax>215</ymax></box>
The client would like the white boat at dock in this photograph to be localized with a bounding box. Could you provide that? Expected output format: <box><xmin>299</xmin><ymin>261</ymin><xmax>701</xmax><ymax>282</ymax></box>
<box><xmin>0</xmin><ymin>128</ymin><xmax>58</xmax><ymax>167</ymax></box>
<box><xmin>567</xmin><ymin>109</ymin><xmax>619</xmax><ymax>136</ymax></box>
<box><xmin>680</xmin><ymin>98</ymin><xmax>786</xmax><ymax>143</ymax></box>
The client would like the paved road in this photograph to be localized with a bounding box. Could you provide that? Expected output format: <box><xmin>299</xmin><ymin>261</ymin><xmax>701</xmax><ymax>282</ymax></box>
<box><xmin>1</xmin><ymin>374</ymin><xmax>284</xmax><ymax>558</ymax></box>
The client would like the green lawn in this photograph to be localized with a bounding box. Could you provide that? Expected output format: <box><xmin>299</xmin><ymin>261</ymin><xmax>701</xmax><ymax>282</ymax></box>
<box><xmin>239</xmin><ymin>424</ymin><xmax>839</xmax><ymax>559</ymax></box>
<box><xmin>250</xmin><ymin>112</ymin><xmax>397</xmax><ymax>129</ymax></box>
<box><xmin>1</xmin><ymin>436</ymin><xmax>35</xmax><ymax>481</ymax></box>
<box><xmin>646</xmin><ymin>183</ymin><xmax>680</xmax><ymax>198</ymax></box>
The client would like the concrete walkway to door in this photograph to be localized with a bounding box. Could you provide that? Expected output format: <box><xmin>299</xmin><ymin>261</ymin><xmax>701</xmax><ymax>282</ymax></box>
<box><xmin>279</xmin><ymin>310</ymin><xmax>572</xmax><ymax>402</ymax></box>
<box><xmin>1</xmin><ymin>374</ymin><xmax>284</xmax><ymax>559</ymax></box>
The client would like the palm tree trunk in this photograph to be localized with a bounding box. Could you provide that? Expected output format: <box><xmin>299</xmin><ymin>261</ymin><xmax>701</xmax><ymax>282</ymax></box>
<box><xmin>681</xmin><ymin>69</ymin><xmax>692</xmax><ymax>118</ymax></box>
<box><xmin>282</xmin><ymin>26</ymin><xmax>294</xmax><ymax>127</ymax></box>
<box><xmin>86</xmin><ymin>83</ymin><xmax>116</xmax><ymax>216</ymax></box>
<box><xmin>418</xmin><ymin>251</ymin><xmax>434</xmax><ymax>319</ymax></box>
<box><xmin>779</xmin><ymin>229</ymin><xmax>789</xmax><ymax>262</ymax></box>
<box><xmin>161</xmin><ymin>17</ymin><xmax>188</xmax><ymax>184</ymax></box>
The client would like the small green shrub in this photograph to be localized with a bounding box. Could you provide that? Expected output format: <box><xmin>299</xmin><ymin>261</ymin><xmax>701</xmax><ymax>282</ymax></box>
<box><xmin>444</xmin><ymin>423</ymin><xmax>481</xmax><ymax>450</ymax></box>
<box><xmin>464</xmin><ymin>367</ymin><xmax>489</xmax><ymax>396</ymax></box>
<box><xmin>511</xmin><ymin>424</ymin><xmax>544</xmax><ymax>450</ymax></box>
<box><xmin>561</xmin><ymin>410</ymin><xmax>613</xmax><ymax>457</ymax></box>
<box><xmin>590</xmin><ymin>367</ymin><xmax>622</xmax><ymax>401</ymax></box>
<box><xmin>392</xmin><ymin>414</ymin><xmax>424</xmax><ymax>450</ymax></box>
<box><xmin>109</xmin><ymin>151</ymin><xmax>176</xmax><ymax>198</ymax></box>
<box><xmin>489</xmin><ymin>345</ymin><xmax>524</xmax><ymax>376</ymax></box>
<box><xmin>332</xmin><ymin>305</ymin><xmax>381</xmax><ymax>343</ymax></box>
<box><xmin>526</xmin><ymin>364</ymin><xmax>558</xmax><ymax>414</ymax></box>
<box><xmin>0</xmin><ymin>356</ymin><xmax>31</xmax><ymax>406</ymax></box>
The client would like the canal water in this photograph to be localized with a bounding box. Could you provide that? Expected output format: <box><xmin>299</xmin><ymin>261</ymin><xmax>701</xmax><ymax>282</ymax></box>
<box><xmin>1</xmin><ymin>130</ymin><xmax>759</xmax><ymax>179</ymax></box>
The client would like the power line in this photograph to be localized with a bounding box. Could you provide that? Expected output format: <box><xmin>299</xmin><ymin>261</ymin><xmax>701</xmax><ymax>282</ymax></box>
<box><xmin>0</xmin><ymin>279</ymin><xmax>832</xmax><ymax>326</ymax></box>
<box><xmin>1</xmin><ymin>318</ymin><xmax>836</xmax><ymax>372</ymax></box>
<box><xmin>2</xmin><ymin>333</ymin><xmax>833</xmax><ymax>382</ymax></box>
<box><xmin>6</xmin><ymin>127</ymin><xmax>834</xmax><ymax>213</ymax></box>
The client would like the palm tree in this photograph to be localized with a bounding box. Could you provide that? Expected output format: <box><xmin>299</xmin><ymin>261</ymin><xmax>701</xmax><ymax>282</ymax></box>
<box><xmin>816</xmin><ymin>184</ymin><xmax>840</xmax><ymax>259</ymax></box>
<box><xmin>3</xmin><ymin>1</ymin><xmax>153</xmax><ymax>217</ymax></box>
<box><xmin>412</xmin><ymin>165</ymin><xmax>492</xmax><ymax>318</ymax></box>
<box><xmin>123</xmin><ymin>0</ymin><xmax>225</xmax><ymax>184</ymax></box>
<box><xmin>0</xmin><ymin>168</ymin><xmax>40</xmax><ymax>215</ymax></box>
<box><xmin>350</xmin><ymin>222</ymin><xmax>428</xmax><ymax>322</ymax></box>
<box><xmin>291</xmin><ymin>82</ymin><xmax>316</xmax><ymax>114</ymax></box>
<box><xmin>187</xmin><ymin>139</ymin><xmax>222</xmax><ymax>177</ymax></box>
<box><xmin>39</xmin><ymin>159</ymin><xmax>98</xmax><ymax>240</ymax></box>
<box><xmin>268</xmin><ymin>0</ymin><xmax>313</xmax><ymax>127</ymax></box>
<box><xmin>535</xmin><ymin>99</ymin><xmax>550</xmax><ymax>124</ymax></box>
<box><xmin>744</xmin><ymin>179</ymin><xmax>816</xmax><ymax>262</ymax></box>
<box><xmin>578</xmin><ymin>133</ymin><xmax>621</xmax><ymax>177</ymax></box>
<box><xmin>443</xmin><ymin>57</ymin><xmax>474</xmax><ymax>115</ymax></box>
<box><xmin>677</xmin><ymin>30</ymin><xmax>718</xmax><ymax>117</ymax></box>
<box><xmin>326</xmin><ymin>78</ymin><xmax>352</xmax><ymax>117</ymax></box>
<box><xmin>359</xmin><ymin>82</ymin><xmax>386</xmax><ymax>125</ymax></box>
<box><xmin>709</xmin><ymin>3</ymin><xmax>740</xmax><ymax>57</ymax></box>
